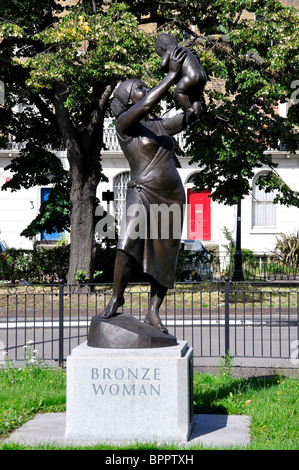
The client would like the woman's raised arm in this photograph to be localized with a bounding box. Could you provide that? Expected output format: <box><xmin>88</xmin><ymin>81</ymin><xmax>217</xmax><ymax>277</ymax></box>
<box><xmin>116</xmin><ymin>48</ymin><xmax>186</xmax><ymax>138</ymax></box>
<box><xmin>162</xmin><ymin>113</ymin><xmax>187</xmax><ymax>136</ymax></box>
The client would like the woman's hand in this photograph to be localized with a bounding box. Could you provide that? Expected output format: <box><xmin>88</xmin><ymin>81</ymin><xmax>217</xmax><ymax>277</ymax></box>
<box><xmin>168</xmin><ymin>47</ymin><xmax>187</xmax><ymax>75</ymax></box>
<box><xmin>116</xmin><ymin>47</ymin><xmax>186</xmax><ymax>137</ymax></box>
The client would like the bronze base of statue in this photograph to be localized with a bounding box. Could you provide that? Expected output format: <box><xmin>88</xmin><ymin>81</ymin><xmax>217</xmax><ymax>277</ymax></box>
<box><xmin>87</xmin><ymin>313</ymin><xmax>177</xmax><ymax>349</ymax></box>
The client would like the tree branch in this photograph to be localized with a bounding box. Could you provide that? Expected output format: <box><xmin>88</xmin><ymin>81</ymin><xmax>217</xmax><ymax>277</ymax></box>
<box><xmin>85</xmin><ymin>78</ymin><xmax>117</xmax><ymax>147</ymax></box>
<box><xmin>29</xmin><ymin>90</ymin><xmax>57</xmax><ymax>128</ymax></box>
<box><xmin>228</xmin><ymin>10</ymin><xmax>243</xmax><ymax>33</ymax></box>
<box><xmin>52</xmin><ymin>80</ymin><xmax>82</xmax><ymax>164</ymax></box>
<box><xmin>91</xmin><ymin>0</ymin><xmax>97</xmax><ymax>14</ymax></box>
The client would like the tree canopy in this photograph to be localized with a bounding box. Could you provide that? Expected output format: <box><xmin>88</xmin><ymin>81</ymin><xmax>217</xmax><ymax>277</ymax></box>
<box><xmin>0</xmin><ymin>0</ymin><xmax>299</xmax><ymax>280</ymax></box>
<box><xmin>0</xmin><ymin>0</ymin><xmax>155</xmax><ymax>281</ymax></box>
<box><xmin>124</xmin><ymin>0</ymin><xmax>299</xmax><ymax>204</ymax></box>
<box><xmin>0</xmin><ymin>1</ymin><xmax>153</xmax><ymax>235</ymax></box>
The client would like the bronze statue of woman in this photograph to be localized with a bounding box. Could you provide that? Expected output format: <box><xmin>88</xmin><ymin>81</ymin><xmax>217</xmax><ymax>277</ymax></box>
<box><xmin>100</xmin><ymin>47</ymin><xmax>189</xmax><ymax>333</ymax></box>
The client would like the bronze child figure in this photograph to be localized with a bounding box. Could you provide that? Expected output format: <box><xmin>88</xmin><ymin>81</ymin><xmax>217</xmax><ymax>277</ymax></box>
<box><xmin>155</xmin><ymin>33</ymin><xmax>207</xmax><ymax>125</ymax></box>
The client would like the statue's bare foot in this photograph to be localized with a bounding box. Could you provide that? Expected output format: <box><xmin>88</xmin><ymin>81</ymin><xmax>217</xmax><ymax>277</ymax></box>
<box><xmin>99</xmin><ymin>296</ymin><xmax>124</xmax><ymax>319</ymax></box>
<box><xmin>144</xmin><ymin>310</ymin><xmax>168</xmax><ymax>334</ymax></box>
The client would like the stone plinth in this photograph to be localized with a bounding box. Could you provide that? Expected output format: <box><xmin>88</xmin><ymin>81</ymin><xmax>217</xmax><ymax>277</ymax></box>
<box><xmin>64</xmin><ymin>341</ymin><xmax>194</xmax><ymax>443</ymax></box>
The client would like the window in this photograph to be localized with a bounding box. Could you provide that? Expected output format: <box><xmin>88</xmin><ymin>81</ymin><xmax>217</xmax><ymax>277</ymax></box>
<box><xmin>186</xmin><ymin>173</ymin><xmax>197</xmax><ymax>185</ymax></box>
<box><xmin>252</xmin><ymin>172</ymin><xmax>277</xmax><ymax>227</ymax></box>
<box><xmin>113</xmin><ymin>171</ymin><xmax>131</xmax><ymax>228</ymax></box>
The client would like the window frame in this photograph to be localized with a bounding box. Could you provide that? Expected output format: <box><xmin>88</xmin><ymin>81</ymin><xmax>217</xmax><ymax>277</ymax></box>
<box><xmin>252</xmin><ymin>171</ymin><xmax>277</xmax><ymax>228</ymax></box>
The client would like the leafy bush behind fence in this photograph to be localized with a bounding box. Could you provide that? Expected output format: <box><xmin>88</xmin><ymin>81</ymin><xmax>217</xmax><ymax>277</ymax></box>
<box><xmin>1</xmin><ymin>245</ymin><xmax>299</xmax><ymax>284</ymax></box>
<box><xmin>0</xmin><ymin>246</ymin><xmax>70</xmax><ymax>283</ymax></box>
<box><xmin>0</xmin><ymin>243</ymin><xmax>119</xmax><ymax>284</ymax></box>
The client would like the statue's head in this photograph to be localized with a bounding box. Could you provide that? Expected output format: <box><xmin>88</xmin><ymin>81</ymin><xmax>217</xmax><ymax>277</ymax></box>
<box><xmin>155</xmin><ymin>34</ymin><xmax>178</xmax><ymax>57</ymax></box>
<box><xmin>111</xmin><ymin>79</ymin><xmax>140</xmax><ymax>118</ymax></box>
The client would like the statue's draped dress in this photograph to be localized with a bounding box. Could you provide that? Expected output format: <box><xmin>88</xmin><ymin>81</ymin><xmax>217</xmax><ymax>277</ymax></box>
<box><xmin>116</xmin><ymin>117</ymin><xmax>185</xmax><ymax>288</ymax></box>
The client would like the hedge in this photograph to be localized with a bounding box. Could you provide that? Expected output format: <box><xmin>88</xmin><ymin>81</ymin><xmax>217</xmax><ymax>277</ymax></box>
<box><xmin>0</xmin><ymin>243</ymin><xmax>119</xmax><ymax>284</ymax></box>
<box><xmin>0</xmin><ymin>246</ymin><xmax>70</xmax><ymax>283</ymax></box>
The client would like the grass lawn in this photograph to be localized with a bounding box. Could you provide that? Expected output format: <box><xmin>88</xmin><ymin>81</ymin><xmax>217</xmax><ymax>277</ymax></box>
<box><xmin>0</xmin><ymin>353</ymin><xmax>298</xmax><ymax>450</ymax></box>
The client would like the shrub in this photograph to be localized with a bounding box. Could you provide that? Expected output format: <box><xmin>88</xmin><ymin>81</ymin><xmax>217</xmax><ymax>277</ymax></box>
<box><xmin>221</xmin><ymin>226</ymin><xmax>257</xmax><ymax>277</ymax></box>
<box><xmin>93</xmin><ymin>241</ymin><xmax>117</xmax><ymax>283</ymax></box>
<box><xmin>273</xmin><ymin>232</ymin><xmax>299</xmax><ymax>266</ymax></box>
<box><xmin>0</xmin><ymin>246</ymin><xmax>70</xmax><ymax>283</ymax></box>
<box><xmin>175</xmin><ymin>246</ymin><xmax>215</xmax><ymax>281</ymax></box>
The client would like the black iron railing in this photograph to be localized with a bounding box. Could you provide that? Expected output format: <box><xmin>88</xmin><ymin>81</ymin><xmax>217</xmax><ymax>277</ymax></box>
<box><xmin>209</xmin><ymin>254</ymin><xmax>299</xmax><ymax>282</ymax></box>
<box><xmin>0</xmin><ymin>279</ymin><xmax>298</xmax><ymax>368</ymax></box>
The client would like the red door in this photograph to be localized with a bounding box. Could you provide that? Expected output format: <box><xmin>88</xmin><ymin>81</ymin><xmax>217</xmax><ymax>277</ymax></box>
<box><xmin>187</xmin><ymin>189</ymin><xmax>211</xmax><ymax>240</ymax></box>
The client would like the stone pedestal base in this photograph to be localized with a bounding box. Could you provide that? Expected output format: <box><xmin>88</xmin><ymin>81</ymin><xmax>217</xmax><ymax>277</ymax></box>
<box><xmin>65</xmin><ymin>341</ymin><xmax>193</xmax><ymax>443</ymax></box>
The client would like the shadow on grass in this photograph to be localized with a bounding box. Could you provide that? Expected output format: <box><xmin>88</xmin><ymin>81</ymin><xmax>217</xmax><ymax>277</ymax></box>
<box><xmin>193</xmin><ymin>373</ymin><xmax>282</xmax><ymax>415</ymax></box>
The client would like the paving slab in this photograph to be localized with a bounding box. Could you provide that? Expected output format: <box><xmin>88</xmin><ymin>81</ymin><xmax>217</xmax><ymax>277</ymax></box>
<box><xmin>4</xmin><ymin>412</ymin><xmax>251</xmax><ymax>448</ymax></box>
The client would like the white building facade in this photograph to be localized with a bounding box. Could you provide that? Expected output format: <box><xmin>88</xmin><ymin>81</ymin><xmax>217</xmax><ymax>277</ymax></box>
<box><xmin>0</xmin><ymin>147</ymin><xmax>68</xmax><ymax>250</ymax></box>
<box><xmin>1</xmin><ymin>114</ymin><xmax>299</xmax><ymax>255</ymax></box>
<box><xmin>99</xmin><ymin>146</ymin><xmax>299</xmax><ymax>256</ymax></box>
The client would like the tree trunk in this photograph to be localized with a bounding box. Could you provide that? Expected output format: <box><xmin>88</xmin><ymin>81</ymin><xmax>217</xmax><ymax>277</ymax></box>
<box><xmin>53</xmin><ymin>81</ymin><xmax>99</xmax><ymax>284</ymax></box>
<box><xmin>66</xmin><ymin>165</ymin><xmax>98</xmax><ymax>284</ymax></box>
<box><xmin>52</xmin><ymin>79</ymin><xmax>114</xmax><ymax>285</ymax></box>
